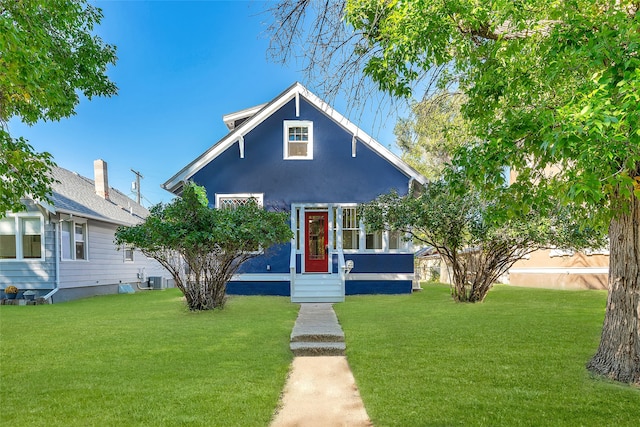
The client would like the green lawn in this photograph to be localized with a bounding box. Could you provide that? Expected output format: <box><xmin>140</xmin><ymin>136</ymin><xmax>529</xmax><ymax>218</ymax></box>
<box><xmin>334</xmin><ymin>284</ymin><xmax>640</xmax><ymax>426</ymax></box>
<box><xmin>0</xmin><ymin>290</ymin><xmax>298</xmax><ymax>426</ymax></box>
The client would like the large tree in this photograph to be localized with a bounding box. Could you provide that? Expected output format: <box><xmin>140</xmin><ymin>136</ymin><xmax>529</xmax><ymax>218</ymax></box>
<box><xmin>268</xmin><ymin>0</ymin><xmax>640</xmax><ymax>385</ymax></box>
<box><xmin>115</xmin><ymin>183</ymin><xmax>293</xmax><ymax>311</ymax></box>
<box><xmin>360</xmin><ymin>179</ymin><xmax>603</xmax><ymax>303</ymax></box>
<box><xmin>0</xmin><ymin>0</ymin><xmax>117</xmax><ymax>214</ymax></box>
<box><xmin>394</xmin><ymin>91</ymin><xmax>472</xmax><ymax>179</ymax></box>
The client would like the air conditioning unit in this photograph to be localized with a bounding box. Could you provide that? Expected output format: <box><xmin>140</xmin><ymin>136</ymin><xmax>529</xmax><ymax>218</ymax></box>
<box><xmin>148</xmin><ymin>276</ymin><xmax>164</xmax><ymax>290</ymax></box>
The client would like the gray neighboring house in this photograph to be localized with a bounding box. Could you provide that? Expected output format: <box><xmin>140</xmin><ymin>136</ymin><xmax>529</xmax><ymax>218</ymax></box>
<box><xmin>0</xmin><ymin>160</ymin><xmax>167</xmax><ymax>302</ymax></box>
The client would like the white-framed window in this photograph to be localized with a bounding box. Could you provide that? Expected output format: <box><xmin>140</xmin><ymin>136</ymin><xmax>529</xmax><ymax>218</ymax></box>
<box><xmin>339</xmin><ymin>207</ymin><xmax>409</xmax><ymax>253</ymax></box>
<box><xmin>216</xmin><ymin>193</ymin><xmax>265</xmax><ymax>253</ymax></box>
<box><xmin>61</xmin><ymin>220</ymin><xmax>88</xmax><ymax>261</ymax></box>
<box><xmin>0</xmin><ymin>214</ymin><xmax>45</xmax><ymax>260</ymax></box>
<box><xmin>366</xmin><ymin>229</ymin><xmax>383</xmax><ymax>250</ymax></box>
<box><xmin>215</xmin><ymin>193</ymin><xmax>264</xmax><ymax>209</ymax></box>
<box><xmin>124</xmin><ymin>245</ymin><xmax>134</xmax><ymax>262</ymax></box>
<box><xmin>283</xmin><ymin>120</ymin><xmax>313</xmax><ymax>160</ymax></box>
<box><xmin>389</xmin><ymin>230</ymin><xmax>403</xmax><ymax>250</ymax></box>
<box><xmin>342</xmin><ymin>207</ymin><xmax>360</xmax><ymax>250</ymax></box>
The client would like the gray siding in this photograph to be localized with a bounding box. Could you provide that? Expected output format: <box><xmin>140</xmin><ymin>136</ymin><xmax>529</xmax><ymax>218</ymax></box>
<box><xmin>58</xmin><ymin>219</ymin><xmax>166</xmax><ymax>289</ymax></box>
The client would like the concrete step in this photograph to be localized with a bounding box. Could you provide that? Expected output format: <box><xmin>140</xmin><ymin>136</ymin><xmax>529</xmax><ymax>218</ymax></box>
<box><xmin>290</xmin><ymin>341</ymin><xmax>346</xmax><ymax>357</ymax></box>
<box><xmin>291</xmin><ymin>295</ymin><xmax>344</xmax><ymax>303</ymax></box>
<box><xmin>290</xmin><ymin>331</ymin><xmax>344</xmax><ymax>343</ymax></box>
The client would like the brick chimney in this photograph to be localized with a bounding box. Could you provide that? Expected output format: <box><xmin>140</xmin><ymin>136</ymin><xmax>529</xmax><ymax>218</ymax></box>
<box><xmin>94</xmin><ymin>159</ymin><xmax>109</xmax><ymax>200</ymax></box>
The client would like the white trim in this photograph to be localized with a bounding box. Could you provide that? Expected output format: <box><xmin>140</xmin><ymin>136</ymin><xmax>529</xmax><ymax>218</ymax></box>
<box><xmin>222</xmin><ymin>103</ymin><xmax>267</xmax><ymax>130</ymax></box>
<box><xmin>238</xmin><ymin>135</ymin><xmax>244</xmax><ymax>159</ymax></box>
<box><xmin>60</xmin><ymin>220</ymin><xmax>88</xmax><ymax>261</ymax></box>
<box><xmin>295</xmin><ymin>92</ymin><xmax>300</xmax><ymax>117</ymax></box>
<box><xmin>346</xmin><ymin>273</ymin><xmax>415</xmax><ymax>281</ymax></box>
<box><xmin>0</xmin><ymin>213</ymin><xmax>46</xmax><ymax>262</ymax></box>
<box><xmin>230</xmin><ymin>273</ymin><xmax>290</xmax><ymax>281</ymax></box>
<box><xmin>351</xmin><ymin>135</ymin><xmax>357</xmax><ymax>157</ymax></box>
<box><xmin>509</xmin><ymin>267</ymin><xmax>609</xmax><ymax>275</ymax></box>
<box><xmin>162</xmin><ymin>82</ymin><xmax>427</xmax><ymax>193</ymax></box>
<box><xmin>283</xmin><ymin>120</ymin><xmax>314</xmax><ymax>160</ymax></box>
<box><xmin>55</xmin><ymin>208</ymin><xmax>139</xmax><ymax>227</ymax></box>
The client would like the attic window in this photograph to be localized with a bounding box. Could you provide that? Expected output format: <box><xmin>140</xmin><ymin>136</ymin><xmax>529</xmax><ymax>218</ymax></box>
<box><xmin>284</xmin><ymin>120</ymin><xmax>313</xmax><ymax>160</ymax></box>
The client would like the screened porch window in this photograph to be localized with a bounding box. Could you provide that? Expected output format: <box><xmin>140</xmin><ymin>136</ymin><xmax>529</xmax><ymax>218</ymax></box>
<box><xmin>342</xmin><ymin>208</ymin><xmax>360</xmax><ymax>250</ymax></box>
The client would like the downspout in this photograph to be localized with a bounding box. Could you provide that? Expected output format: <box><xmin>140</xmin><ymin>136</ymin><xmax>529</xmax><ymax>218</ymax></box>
<box><xmin>43</xmin><ymin>217</ymin><xmax>61</xmax><ymax>303</ymax></box>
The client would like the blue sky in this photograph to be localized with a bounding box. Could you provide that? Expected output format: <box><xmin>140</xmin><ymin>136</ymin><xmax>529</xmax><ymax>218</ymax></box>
<box><xmin>9</xmin><ymin>0</ymin><xmax>406</xmax><ymax>206</ymax></box>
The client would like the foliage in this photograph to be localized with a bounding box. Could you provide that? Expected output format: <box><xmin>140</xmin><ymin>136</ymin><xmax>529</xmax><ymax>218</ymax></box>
<box><xmin>4</xmin><ymin>285</ymin><xmax>18</xmax><ymax>294</ymax></box>
<box><xmin>115</xmin><ymin>183</ymin><xmax>293</xmax><ymax>311</ymax></box>
<box><xmin>0</xmin><ymin>131</ymin><xmax>57</xmax><ymax>214</ymax></box>
<box><xmin>0</xmin><ymin>0</ymin><xmax>117</xmax><ymax>215</ymax></box>
<box><xmin>267</xmin><ymin>0</ymin><xmax>639</xmax><ymax>386</ymax></box>
<box><xmin>335</xmin><ymin>286</ymin><xmax>640</xmax><ymax>426</ymax></box>
<box><xmin>394</xmin><ymin>91</ymin><xmax>473</xmax><ymax>179</ymax></box>
<box><xmin>343</xmin><ymin>0</ymin><xmax>640</xmax><ymax>385</ymax></box>
<box><xmin>0</xmin><ymin>290</ymin><xmax>298</xmax><ymax>426</ymax></box>
<box><xmin>360</xmin><ymin>179</ymin><xmax>604</xmax><ymax>303</ymax></box>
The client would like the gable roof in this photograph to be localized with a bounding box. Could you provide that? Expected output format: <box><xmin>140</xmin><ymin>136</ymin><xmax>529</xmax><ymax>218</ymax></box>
<box><xmin>162</xmin><ymin>82</ymin><xmax>427</xmax><ymax>194</ymax></box>
<box><xmin>42</xmin><ymin>166</ymin><xmax>148</xmax><ymax>226</ymax></box>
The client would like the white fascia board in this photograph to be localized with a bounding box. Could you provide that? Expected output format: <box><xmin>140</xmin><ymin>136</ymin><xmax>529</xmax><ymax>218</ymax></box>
<box><xmin>295</xmin><ymin>85</ymin><xmax>428</xmax><ymax>185</ymax></box>
<box><xmin>162</xmin><ymin>82</ymin><xmax>427</xmax><ymax>193</ymax></box>
<box><xmin>163</xmin><ymin>83</ymin><xmax>302</xmax><ymax>193</ymax></box>
<box><xmin>54</xmin><ymin>207</ymin><xmax>141</xmax><ymax>227</ymax></box>
<box><xmin>222</xmin><ymin>103</ymin><xmax>267</xmax><ymax>130</ymax></box>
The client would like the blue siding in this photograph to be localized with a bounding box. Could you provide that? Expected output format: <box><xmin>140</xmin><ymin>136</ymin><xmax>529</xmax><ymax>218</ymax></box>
<box><xmin>189</xmin><ymin>95</ymin><xmax>417</xmax><ymax>296</ymax></box>
<box><xmin>334</xmin><ymin>253</ymin><xmax>414</xmax><ymax>273</ymax></box>
<box><xmin>346</xmin><ymin>280</ymin><xmax>412</xmax><ymax>295</ymax></box>
<box><xmin>227</xmin><ymin>281</ymin><xmax>290</xmax><ymax>296</ymax></box>
<box><xmin>191</xmin><ymin>98</ymin><xmax>411</xmax><ymax>205</ymax></box>
<box><xmin>237</xmin><ymin>243</ymin><xmax>291</xmax><ymax>274</ymax></box>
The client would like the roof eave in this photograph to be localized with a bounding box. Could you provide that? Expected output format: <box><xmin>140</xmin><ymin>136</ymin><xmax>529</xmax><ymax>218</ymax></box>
<box><xmin>162</xmin><ymin>82</ymin><xmax>428</xmax><ymax>192</ymax></box>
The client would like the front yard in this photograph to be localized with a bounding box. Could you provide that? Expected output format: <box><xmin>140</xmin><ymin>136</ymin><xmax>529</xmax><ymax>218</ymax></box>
<box><xmin>335</xmin><ymin>284</ymin><xmax>640</xmax><ymax>426</ymax></box>
<box><xmin>0</xmin><ymin>291</ymin><xmax>297</xmax><ymax>426</ymax></box>
<box><xmin>1</xmin><ymin>285</ymin><xmax>638</xmax><ymax>426</ymax></box>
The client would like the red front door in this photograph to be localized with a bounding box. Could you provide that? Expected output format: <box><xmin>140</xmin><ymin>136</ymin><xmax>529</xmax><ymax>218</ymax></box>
<box><xmin>305</xmin><ymin>212</ymin><xmax>329</xmax><ymax>273</ymax></box>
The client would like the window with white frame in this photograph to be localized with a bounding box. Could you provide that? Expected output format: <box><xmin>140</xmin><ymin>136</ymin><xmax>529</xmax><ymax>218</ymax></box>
<box><xmin>342</xmin><ymin>208</ymin><xmax>360</xmax><ymax>250</ymax></box>
<box><xmin>124</xmin><ymin>245</ymin><xmax>134</xmax><ymax>262</ymax></box>
<box><xmin>215</xmin><ymin>193</ymin><xmax>264</xmax><ymax>209</ymax></box>
<box><xmin>338</xmin><ymin>208</ymin><xmax>409</xmax><ymax>252</ymax></box>
<box><xmin>366</xmin><ymin>229</ymin><xmax>383</xmax><ymax>250</ymax></box>
<box><xmin>283</xmin><ymin>120</ymin><xmax>313</xmax><ymax>159</ymax></box>
<box><xmin>389</xmin><ymin>230</ymin><xmax>402</xmax><ymax>250</ymax></box>
<box><xmin>0</xmin><ymin>215</ymin><xmax>44</xmax><ymax>260</ymax></box>
<box><xmin>61</xmin><ymin>220</ymin><xmax>87</xmax><ymax>260</ymax></box>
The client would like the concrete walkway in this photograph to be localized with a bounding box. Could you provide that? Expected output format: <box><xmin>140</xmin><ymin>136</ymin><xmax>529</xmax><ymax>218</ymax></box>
<box><xmin>271</xmin><ymin>304</ymin><xmax>373</xmax><ymax>427</ymax></box>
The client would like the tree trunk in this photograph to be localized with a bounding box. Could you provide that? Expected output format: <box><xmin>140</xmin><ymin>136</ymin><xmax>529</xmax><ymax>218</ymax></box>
<box><xmin>587</xmin><ymin>192</ymin><xmax>640</xmax><ymax>385</ymax></box>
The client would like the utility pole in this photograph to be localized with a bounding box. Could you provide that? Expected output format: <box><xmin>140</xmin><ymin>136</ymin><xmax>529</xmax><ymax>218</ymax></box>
<box><xmin>131</xmin><ymin>169</ymin><xmax>143</xmax><ymax>205</ymax></box>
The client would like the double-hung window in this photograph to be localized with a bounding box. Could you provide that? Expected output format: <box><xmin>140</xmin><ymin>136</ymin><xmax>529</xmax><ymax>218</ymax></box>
<box><xmin>283</xmin><ymin>120</ymin><xmax>313</xmax><ymax>159</ymax></box>
<box><xmin>342</xmin><ymin>208</ymin><xmax>360</xmax><ymax>250</ymax></box>
<box><xmin>0</xmin><ymin>215</ymin><xmax>44</xmax><ymax>260</ymax></box>
<box><xmin>61</xmin><ymin>220</ymin><xmax>87</xmax><ymax>260</ymax></box>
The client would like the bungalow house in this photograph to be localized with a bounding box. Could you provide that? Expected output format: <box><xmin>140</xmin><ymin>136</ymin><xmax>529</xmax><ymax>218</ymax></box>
<box><xmin>162</xmin><ymin>82</ymin><xmax>428</xmax><ymax>302</ymax></box>
<box><xmin>0</xmin><ymin>160</ymin><xmax>167</xmax><ymax>302</ymax></box>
